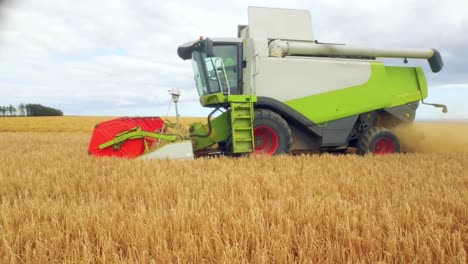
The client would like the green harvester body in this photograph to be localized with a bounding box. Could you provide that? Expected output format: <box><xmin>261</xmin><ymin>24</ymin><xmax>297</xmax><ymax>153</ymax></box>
<box><xmin>179</xmin><ymin>7</ymin><xmax>446</xmax><ymax>156</ymax></box>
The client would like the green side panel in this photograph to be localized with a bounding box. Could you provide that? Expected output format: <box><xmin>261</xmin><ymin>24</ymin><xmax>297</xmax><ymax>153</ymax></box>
<box><xmin>230</xmin><ymin>101</ymin><xmax>255</xmax><ymax>153</ymax></box>
<box><xmin>200</xmin><ymin>93</ymin><xmax>229</xmax><ymax>106</ymax></box>
<box><xmin>190</xmin><ymin>112</ymin><xmax>229</xmax><ymax>151</ymax></box>
<box><xmin>386</xmin><ymin>66</ymin><xmax>427</xmax><ymax>107</ymax></box>
<box><xmin>415</xmin><ymin>67</ymin><xmax>428</xmax><ymax>99</ymax></box>
<box><xmin>200</xmin><ymin>93</ymin><xmax>257</xmax><ymax>107</ymax></box>
<box><xmin>285</xmin><ymin>63</ymin><xmax>427</xmax><ymax>124</ymax></box>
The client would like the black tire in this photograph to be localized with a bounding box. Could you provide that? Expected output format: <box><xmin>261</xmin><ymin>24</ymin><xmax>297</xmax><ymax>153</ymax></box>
<box><xmin>357</xmin><ymin>127</ymin><xmax>400</xmax><ymax>155</ymax></box>
<box><xmin>253</xmin><ymin>109</ymin><xmax>292</xmax><ymax>155</ymax></box>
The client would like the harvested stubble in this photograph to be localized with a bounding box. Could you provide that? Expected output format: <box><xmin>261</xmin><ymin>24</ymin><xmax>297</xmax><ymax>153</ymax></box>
<box><xmin>0</xmin><ymin>118</ymin><xmax>467</xmax><ymax>263</ymax></box>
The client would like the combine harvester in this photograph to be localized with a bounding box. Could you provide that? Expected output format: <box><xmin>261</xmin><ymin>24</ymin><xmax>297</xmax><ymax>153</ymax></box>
<box><xmin>89</xmin><ymin>7</ymin><xmax>447</xmax><ymax>159</ymax></box>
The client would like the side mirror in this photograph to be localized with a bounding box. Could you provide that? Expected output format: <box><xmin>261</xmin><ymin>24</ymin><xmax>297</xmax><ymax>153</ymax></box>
<box><xmin>204</xmin><ymin>38</ymin><xmax>214</xmax><ymax>57</ymax></box>
<box><xmin>242</xmin><ymin>60</ymin><xmax>247</xmax><ymax>68</ymax></box>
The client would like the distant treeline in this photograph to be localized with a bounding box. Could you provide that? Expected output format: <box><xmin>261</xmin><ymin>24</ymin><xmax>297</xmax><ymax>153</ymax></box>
<box><xmin>0</xmin><ymin>104</ymin><xmax>63</xmax><ymax>117</ymax></box>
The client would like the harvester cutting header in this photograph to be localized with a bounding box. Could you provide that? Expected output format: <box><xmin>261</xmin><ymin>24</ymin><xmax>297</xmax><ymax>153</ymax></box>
<box><xmin>89</xmin><ymin>7</ymin><xmax>447</xmax><ymax>159</ymax></box>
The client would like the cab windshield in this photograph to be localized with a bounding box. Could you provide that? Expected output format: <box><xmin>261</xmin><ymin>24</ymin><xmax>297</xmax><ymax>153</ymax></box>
<box><xmin>191</xmin><ymin>44</ymin><xmax>239</xmax><ymax>97</ymax></box>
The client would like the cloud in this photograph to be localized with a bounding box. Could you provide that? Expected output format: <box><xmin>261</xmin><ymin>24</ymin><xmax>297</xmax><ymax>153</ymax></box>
<box><xmin>0</xmin><ymin>0</ymin><xmax>466</xmax><ymax>118</ymax></box>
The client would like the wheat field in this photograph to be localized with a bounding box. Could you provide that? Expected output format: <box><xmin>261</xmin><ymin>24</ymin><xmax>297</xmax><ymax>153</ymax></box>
<box><xmin>0</xmin><ymin>117</ymin><xmax>467</xmax><ymax>263</ymax></box>
<box><xmin>0</xmin><ymin>116</ymin><xmax>205</xmax><ymax>133</ymax></box>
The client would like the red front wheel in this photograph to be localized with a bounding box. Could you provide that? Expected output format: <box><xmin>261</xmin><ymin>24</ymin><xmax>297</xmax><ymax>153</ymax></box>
<box><xmin>254</xmin><ymin>126</ymin><xmax>279</xmax><ymax>155</ymax></box>
<box><xmin>252</xmin><ymin>109</ymin><xmax>292</xmax><ymax>155</ymax></box>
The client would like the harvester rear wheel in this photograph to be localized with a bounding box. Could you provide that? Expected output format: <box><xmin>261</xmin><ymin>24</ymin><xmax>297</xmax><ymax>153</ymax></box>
<box><xmin>357</xmin><ymin>127</ymin><xmax>400</xmax><ymax>155</ymax></box>
<box><xmin>253</xmin><ymin>109</ymin><xmax>292</xmax><ymax>155</ymax></box>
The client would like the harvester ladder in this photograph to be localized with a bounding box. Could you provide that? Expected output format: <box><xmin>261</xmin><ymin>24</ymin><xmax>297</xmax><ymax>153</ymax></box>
<box><xmin>230</xmin><ymin>100</ymin><xmax>255</xmax><ymax>153</ymax></box>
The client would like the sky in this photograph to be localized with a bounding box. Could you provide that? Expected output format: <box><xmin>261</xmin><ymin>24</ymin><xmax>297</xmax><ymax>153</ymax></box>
<box><xmin>0</xmin><ymin>0</ymin><xmax>467</xmax><ymax>120</ymax></box>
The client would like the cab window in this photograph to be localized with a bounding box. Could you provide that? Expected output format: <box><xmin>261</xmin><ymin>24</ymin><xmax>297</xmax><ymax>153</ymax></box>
<box><xmin>212</xmin><ymin>45</ymin><xmax>241</xmax><ymax>94</ymax></box>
